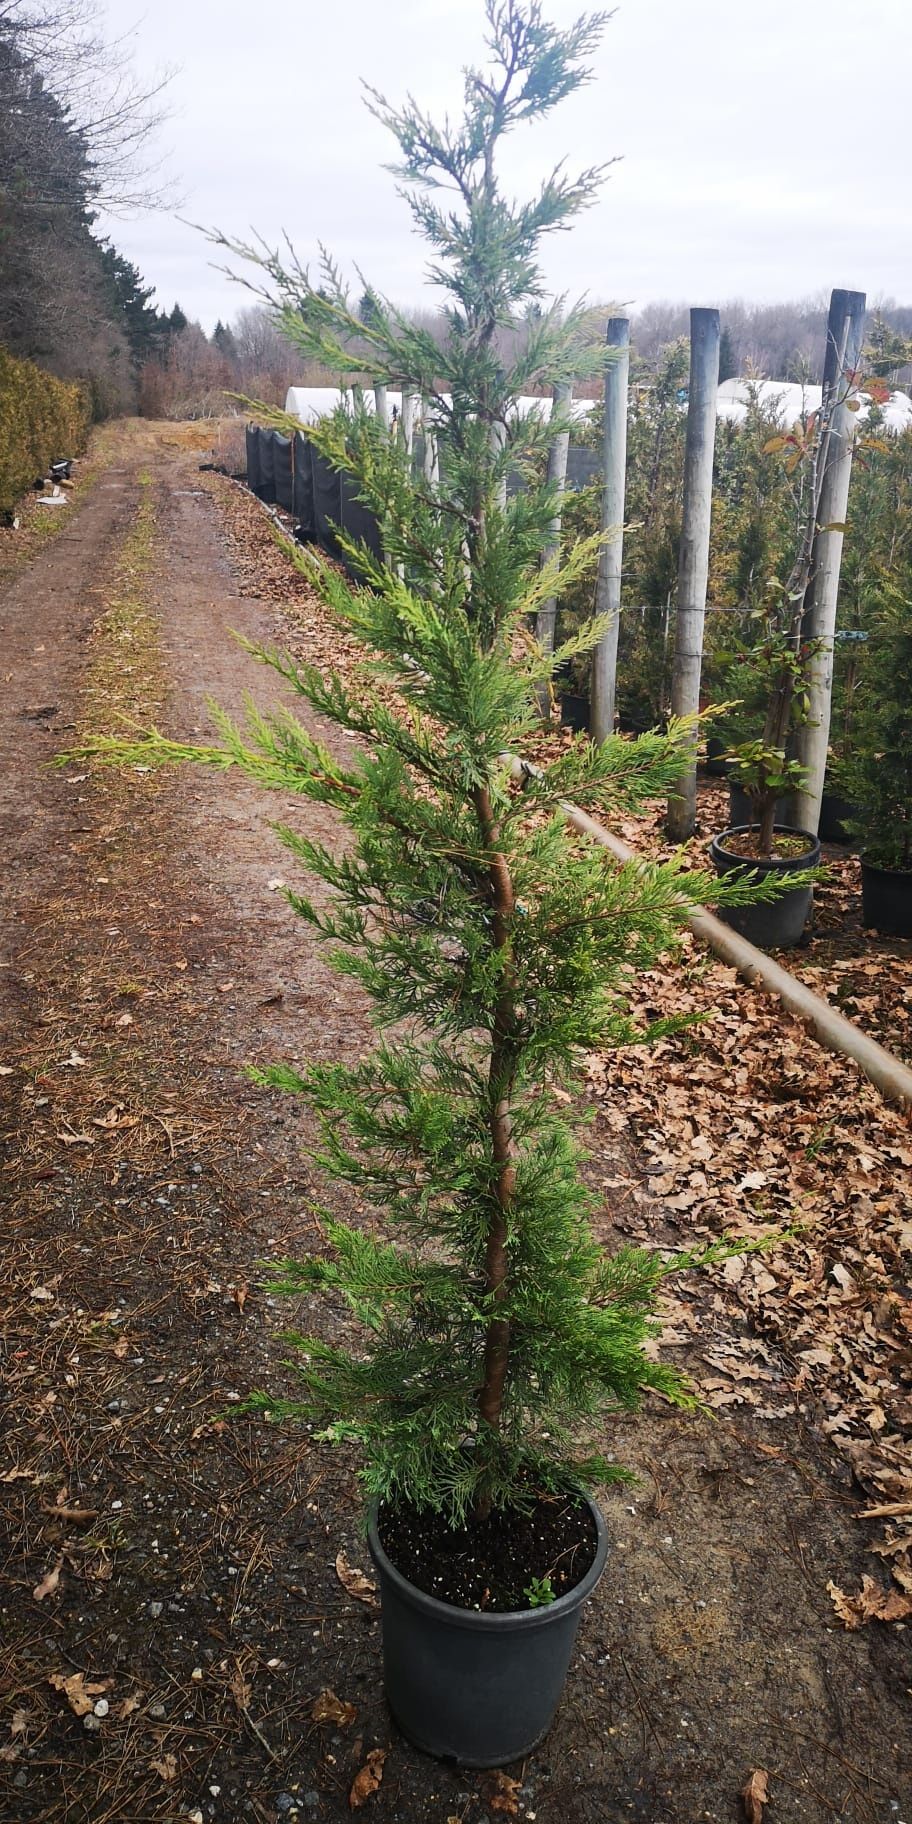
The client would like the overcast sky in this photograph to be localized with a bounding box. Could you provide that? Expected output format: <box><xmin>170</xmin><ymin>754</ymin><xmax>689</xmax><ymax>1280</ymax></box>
<box><xmin>99</xmin><ymin>0</ymin><xmax>911</xmax><ymax>331</ymax></box>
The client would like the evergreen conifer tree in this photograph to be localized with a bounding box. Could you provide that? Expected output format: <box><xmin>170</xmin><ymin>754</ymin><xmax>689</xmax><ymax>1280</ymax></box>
<box><xmin>79</xmin><ymin>1</ymin><xmax>782</xmax><ymax>1526</ymax></box>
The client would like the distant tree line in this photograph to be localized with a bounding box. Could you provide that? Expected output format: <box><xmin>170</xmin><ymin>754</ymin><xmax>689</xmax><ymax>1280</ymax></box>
<box><xmin>631</xmin><ymin>297</ymin><xmax>912</xmax><ymax>387</ymax></box>
<box><xmin>0</xmin><ymin>1</ymin><xmax>176</xmax><ymax>416</ymax></box>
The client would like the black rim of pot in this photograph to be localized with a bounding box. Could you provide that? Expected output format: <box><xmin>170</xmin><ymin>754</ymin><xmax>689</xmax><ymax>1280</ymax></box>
<box><xmin>712</xmin><ymin>823</ymin><xmax>820</xmax><ymax>865</ymax></box>
<box><xmin>860</xmin><ymin>852</ymin><xmax>912</xmax><ymax>880</ymax></box>
<box><xmin>367</xmin><ymin>1494</ymin><xmax>609</xmax><ymax>1632</ymax></box>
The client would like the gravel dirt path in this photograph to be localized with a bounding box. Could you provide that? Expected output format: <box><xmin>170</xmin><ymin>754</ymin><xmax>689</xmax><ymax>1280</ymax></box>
<box><xmin>1</xmin><ymin>421</ymin><xmax>909</xmax><ymax>1824</ymax></box>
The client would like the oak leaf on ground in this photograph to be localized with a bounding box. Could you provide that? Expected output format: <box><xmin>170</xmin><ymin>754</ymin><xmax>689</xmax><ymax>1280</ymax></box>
<box><xmin>827</xmin><ymin>1575</ymin><xmax>912</xmax><ymax>1628</ymax></box>
<box><xmin>741</xmin><ymin>1767</ymin><xmax>769</xmax><ymax>1823</ymax></box>
<box><xmin>47</xmin><ymin>1672</ymin><xmax>111</xmax><ymax>1717</ymax></box>
<box><xmin>349</xmin><ymin>1747</ymin><xmax>386</xmax><ymax>1808</ymax></box>
<box><xmin>311</xmin><ymin>1688</ymin><xmax>357</xmax><ymax>1727</ymax></box>
<box><xmin>335</xmin><ymin>1551</ymin><xmax>379</xmax><ymax>1608</ymax></box>
<box><xmin>488</xmin><ymin>1770</ymin><xmax>523</xmax><ymax>1815</ymax></box>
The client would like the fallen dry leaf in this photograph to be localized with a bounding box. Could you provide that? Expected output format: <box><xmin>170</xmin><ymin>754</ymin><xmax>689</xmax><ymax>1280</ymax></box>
<box><xmin>0</xmin><ymin>1743</ymin><xmax>20</xmax><ymax>1765</ymax></box>
<box><xmin>41</xmin><ymin>1501</ymin><xmax>99</xmax><ymax>1525</ymax></box>
<box><xmin>488</xmin><ymin>1770</ymin><xmax>523</xmax><ymax>1815</ymax></box>
<box><xmin>115</xmin><ymin>1693</ymin><xmax>141</xmax><ymax>1719</ymax></box>
<box><xmin>47</xmin><ymin>1672</ymin><xmax>111</xmax><ymax>1717</ymax></box>
<box><xmin>311</xmin><ymin>1688</ymin><xmax>357</xmax><ymax>1727</ymax></box>
<box><xmin>827</xmin><ymin>1575</ymin><xmax>912</xmax><ymax>1628</ymax></box>
<box><xmin>33</xmin><ymin>1558</ymin><xmax>63</xmax><ymax>1600</ymax></box>
<box><xmin>10</xmin><ymin>1711</ymin><xmax>28</xmax><ymax>1737</ymax></box>
<box><xmin>229</xmin><ymin>1661</ymin><xmax>251</xmax><ymax>1711</ymax></box>
<box><xmin>742</xmin><ymin>1767</ymin><xmax>769</xmax><ymax>1823</ymax></box>
<box><xmin>91</xmin><ymin>1108</ymin><xmax>139</xmax><ymax>1132</ymax></box>
<box><xmin>335</xmin><ymin>1551</ymin><xmax>379</xmax><ymax>1608</ymax></box>
<box><xmin>150</xmin><ymin>1753</ymin><xmax>178</xmax><ymax>1782</ymax></box>
<box><xmin>349</xmin><ymin>1747</ymin><xmax>386</xmax><ymax>1809</ymax></box>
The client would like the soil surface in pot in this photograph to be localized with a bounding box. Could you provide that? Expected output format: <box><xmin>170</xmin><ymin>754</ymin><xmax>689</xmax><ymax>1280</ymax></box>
<box><xmin>378</xmin><ymin>1490</ymin><xmax>598</xmax><ymax>1612</ymax></box>
<box><xmin>722</xmin><ymin>829</ymin><xmax>815</xmax><ymax>860</ymax></box>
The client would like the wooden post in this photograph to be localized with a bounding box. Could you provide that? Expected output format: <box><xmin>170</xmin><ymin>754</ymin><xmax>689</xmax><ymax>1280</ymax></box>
<box><xmin>374</xmin><ymin>383</ymin><xmax>389</xmax><ymax>430</ymax></box>
<box><xmin>534</xmin><ymin>380</ymin><xmax>572</xmax><ymax>695</ymax></box>
<box><xmin>490</xmin><ymin>418</ymin><xmax>509</xmax><ymax>511</ymax></box>
<box><xmin>789</xmin><ymin>288</ymin><xmax>867</xmax><ymax>834</ymax></box>
<box><xmin>422</xmin><ymin>399</ymin><xmax>439</xmax><ymax>488</ymax></box>
<box><xmin>400</xmin><ymin>390</ymin><xmax>417</xmax><ymax>456</ymax></box>
<box><xmin>666</xmin><ymin>306</ymin><xmax>721</xmax><ymax>840</ymax></box>
<box><xmin>591</xmin><ymin>317</ymin><xmax>630</xmax><ymax>742</ymax></box>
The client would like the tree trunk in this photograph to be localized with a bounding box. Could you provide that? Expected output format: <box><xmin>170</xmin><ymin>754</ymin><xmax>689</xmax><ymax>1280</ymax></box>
<box><xmin>788</xmin><ymin>288</ymin><xmax>866</xmax><ymax>834</ymax></box>
<box><xmin>534</xmin><ymin>380</ymin><xmax>572</xmax><ymax>716</ymax></box>
<box><xmin>666</xmin><ymin>307</ymin><xmax>721</xmax><ymax>840</ymax></box>
<box><xmin>472</xmin><ymin>782</ymin><xmax>517</xmax><ymax>1516</ymax></box>
<box><xmin>591</xmin><ymin>317</ymin><xmax>630</xmax><ymax>742</ymax></box>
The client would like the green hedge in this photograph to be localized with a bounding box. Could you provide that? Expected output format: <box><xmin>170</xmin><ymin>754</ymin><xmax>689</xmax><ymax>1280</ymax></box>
<box><xmin>0</xmin><ymin>347</ymin><xmax>89</xmax><ymax>519</ymax></box>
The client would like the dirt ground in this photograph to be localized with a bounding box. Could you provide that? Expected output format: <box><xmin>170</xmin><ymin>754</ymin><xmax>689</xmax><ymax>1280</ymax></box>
<box><xmin>1</xmin><ymin>420</ymin><xmax>910</xmax><ymax>1824</ymax></box>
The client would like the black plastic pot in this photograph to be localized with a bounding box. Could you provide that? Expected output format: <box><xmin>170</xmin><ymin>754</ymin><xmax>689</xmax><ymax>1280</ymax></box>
<box><xmin>710</xmin><ymin>825</ymin><xmax>820</xmax><ymax>950</ymax></box>
<box><xmin>860</xmin><ymin>857</ymin><xmax>912</xmax><ymax>937</ymax></box>
<box><xmin>818</xmin><ymin>790</ymin><xmax>858</xmax><ymax>845</ymax></box>
<box><xmin>728</xmin><ymin>782</ymin><xmax>788</xmax><ymax>830</ymax></box>
<box><xmin>559</xmin><ymin>692</ymin><xmax>590</xmax><ymax>733</ymax></box>
<box><xmin>368</xmin><ymin>1496</ymin><xmax>608</xmax><ymax>1767</ymax></box>
<box><xmin>618</xmin><ymin>711</ymin><xmax>665</xmax><ymax>737</ymax></box>
<box><xmin>703</xmin><ymin>735</ymin><xmax>729</xmax><ymax>778</ymax></box>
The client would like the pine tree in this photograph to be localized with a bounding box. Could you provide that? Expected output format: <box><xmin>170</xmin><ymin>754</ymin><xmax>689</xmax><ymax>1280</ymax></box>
<box><xmin>78</xmin><ymin>1</ymin><xmax>780</xmax><ymax>1525</ymax></box>
<box><xmin>100</xmin><ymin>244</ymin><xmax>169</xmax><ymax>367</ymax></box>
<box><xmin>717</xmin><ymin>324</ymin><xmax>737</xmax><ymax>384</ymax></box>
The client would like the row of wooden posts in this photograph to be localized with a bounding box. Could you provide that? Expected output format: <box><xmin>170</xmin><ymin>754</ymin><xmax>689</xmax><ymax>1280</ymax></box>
<box><xmin>535</xmin><ymin>288</ymin><xmax>868</xmax><ymax>842</ymax></box>
<box><xmin>537</xmin><ymin>288</ymin><xmax>866</xmax><ymax>843</ymax></box>
<box><xmin>369</xmin><ymin>285</ymin><xmax>867</xmax><ymax>844</ymax></box>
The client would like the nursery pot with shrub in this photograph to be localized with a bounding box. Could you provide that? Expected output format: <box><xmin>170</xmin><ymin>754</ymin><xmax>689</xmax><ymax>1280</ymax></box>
<box><xmin>715</xmin><ymin>620</ymin><xmax>822</xmax><ymax>950</ymax></box>
<box><xmin>715</xmin><ymin>730</ymin><xmax>820</xmax><ymax>950</ymax></box>
<box><xmin>75</xmin><ymin>3</ymin><xmax>788</xmax><ymax>1766</ymax></box>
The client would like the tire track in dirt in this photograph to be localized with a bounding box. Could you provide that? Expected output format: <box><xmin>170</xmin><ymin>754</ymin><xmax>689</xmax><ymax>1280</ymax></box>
<box><xmin>0</xmin><ymin>462</ymin><xmax>140</xmax><ymax>950</ymax></box>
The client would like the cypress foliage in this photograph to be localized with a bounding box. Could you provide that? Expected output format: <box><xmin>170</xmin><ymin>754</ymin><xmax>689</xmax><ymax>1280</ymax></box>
<box><xmin>78</xmin><ymin>3</ymin><xmax>785</xmax><ymax>1524</ymax></box>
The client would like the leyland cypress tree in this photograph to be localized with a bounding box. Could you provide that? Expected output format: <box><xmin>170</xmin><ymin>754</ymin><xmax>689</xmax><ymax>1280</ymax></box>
<box><xmin>81</xmin><ymin>3</ymin><xmax>781</xmax><ymax>1525</ymax></box>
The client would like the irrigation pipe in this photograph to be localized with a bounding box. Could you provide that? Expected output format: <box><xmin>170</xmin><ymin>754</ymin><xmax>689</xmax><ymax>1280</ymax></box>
<box><xmin>509</xmin><ymin>760</ymin><xmax>912</xmax><ymax>1112</ymax></box>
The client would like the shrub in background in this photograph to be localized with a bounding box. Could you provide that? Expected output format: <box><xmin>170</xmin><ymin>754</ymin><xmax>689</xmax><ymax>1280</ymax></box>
<box><xmin>0</xmin><ymin>346</ymin><xmax>89</xmax><ymax>519</ymax></box>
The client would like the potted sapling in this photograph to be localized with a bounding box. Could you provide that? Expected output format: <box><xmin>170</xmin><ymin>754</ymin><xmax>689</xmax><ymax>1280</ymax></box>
<box><xmin>712</xmin><ymin>624</ymin><xmax>821</xmax><ymax>949</ymax></box>
<box><xmin>710</xmin><ymin>398</ymin><xmax>845</xmax><ymax>946</ymax></box>
<box><xmin>74</xmin><ymin>2</ymin><xmax>792</xmax><ymax>1766</ymax></box>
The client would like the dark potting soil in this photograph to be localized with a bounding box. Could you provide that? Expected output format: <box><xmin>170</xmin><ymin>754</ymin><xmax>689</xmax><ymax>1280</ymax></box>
<box><xmin>723</xmin><ymin>830</ymin><xmax>815</xmax><ymax>860</ymax></box>
<box><xmin>377</xmin><ymin>1490</ymin><xmax>598</xmax><ymax>1613</ymax></box>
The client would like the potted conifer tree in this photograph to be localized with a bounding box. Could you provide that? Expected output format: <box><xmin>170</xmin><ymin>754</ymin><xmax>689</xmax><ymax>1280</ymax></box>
<box><xmin>713</xmin><ymin>623</ymin><xmax>821</xmax><ymax>948</ymax></box>
<box><xmin>844</xmin><ymin>588</ymin><xmax>912</xmax><ymax>934</ymax></box>
<box><xmin>710</xmin><ymin>401</ymin><xmax>837</xmax><ymax>948</ymax></box>
<box><xmin>77</xmin><ymin>1</ymin><xmax>789</xmax><ymax>1767</ymax></box>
